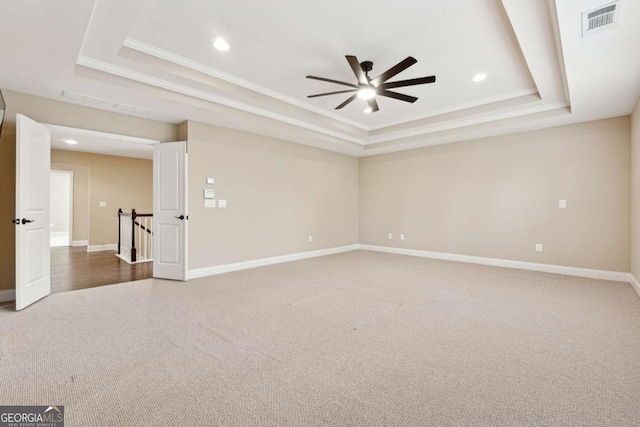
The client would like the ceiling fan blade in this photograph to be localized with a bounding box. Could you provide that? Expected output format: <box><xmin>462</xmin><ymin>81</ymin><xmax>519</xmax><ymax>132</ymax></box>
<box><xmin>345</xmin><ymin>55</ymin><xmax>368</xmax><ymax>85</ymax></box>
<box><xmin>378</xmin><ymin>90</ymin><xmax>418</xmax><ymax>103</ymax></box>
<box><xmin>367</xmin><ymin>98</ymin><xmax>379</xmax><ymax>112</ymax></box>
<box><xmin>381</xmin><ymin>76</ymin><xmax>436</xmax><ymax>89</ymax></box>
<box><xmin>371</xmin><ymin>57</ymin><xmax>418</xmax><ymax>87</ymax></box>
<box><xmin>306</xmin><ymin>75</ymin><xmax>359</xmax><ymax>89</ymax></box>
<box><xmin>335</xmin><ymin>93</ymin><xmax>359</xmax><ymax>110</ymax></box>
<box><xmin>307</xmin><ymin>89</ymin><xmax>357</xmax><ymax>98</ymax></box>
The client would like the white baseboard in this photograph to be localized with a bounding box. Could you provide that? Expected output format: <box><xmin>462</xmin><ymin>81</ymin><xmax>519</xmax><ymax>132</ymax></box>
<box><xmin>0</xmin><ymin>289</ymin><xmax>15</xmax><ymax>303</ymax></box>
<box><xmin>115</xmin><ymin>254</ymin><xmax>152</xmax><ymax>265</ymax></box>
<box><xmin>71</xmin><ymin>240</ymin><xmax>89</xmax><ymax>247</ymax></box>
<box><xmin>87</xmin><ymin>244</ymin><xmax>118</xmax><ymax>252</ymax></box>
<box><xmin>629</xmin><ymin>275</ymin><xmax>640</xmax><ymax>299</ymax></box>
<box><xmin>188</xmin><ymin>244</ymin><xmax>359</xmax><ymax>280</ymax></box>
<box><xmin>359</xmin><ymin>244</ymin><xmax>630</xmax><ymax>282</ymax></box>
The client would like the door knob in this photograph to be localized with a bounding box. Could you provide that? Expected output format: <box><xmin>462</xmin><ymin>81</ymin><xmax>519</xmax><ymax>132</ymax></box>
<box><xmin>21</xmin><ymin>218</ymin><xmax>35</xmax><ymax>224</ymax></box>
<box><xmin>174</xmin><ymin>215</ymin><xmax>185</xmax><ymax>220</ymax></box>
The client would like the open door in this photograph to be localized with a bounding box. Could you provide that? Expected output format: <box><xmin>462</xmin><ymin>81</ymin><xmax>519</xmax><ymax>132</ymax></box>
<box><xmin>153</xmin><ymin>141</ymin><xmax>188</xmax><ymax>280</ymax></box>
<box><xmin>15</xmin><ymin>114</ymin><xmax>51</xmax><ymax>310</ymax></box>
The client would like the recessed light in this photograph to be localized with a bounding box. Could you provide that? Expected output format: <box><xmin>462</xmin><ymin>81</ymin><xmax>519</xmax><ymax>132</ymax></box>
<box><xmin>64</xmin><ymin>139</ymin><xmax>78</xmax><ymax>145</ymax></box>
<box><xmin>472</xmin><ymin>73</ymin><xmax>487</xmax><ymax>82</ymax></box>
<box><xmin>357</xmin><ymin>87</ymin><xmax>376</xmax><ymax>100</ymax></box>
<box><xmin>363</xmin><ymin>107</ymin><xmax>373</xmax><ymax>114</ymax></box>
<box><xmin>213</xmin><ymin>37</ymin><xmax>230</xmax><ymax>51</ymax></box>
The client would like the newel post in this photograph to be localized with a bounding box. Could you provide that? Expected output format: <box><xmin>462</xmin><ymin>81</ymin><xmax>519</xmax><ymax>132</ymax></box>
<box><xmin>117</xmin><ymin>208</ymin><xmax>123</xmax><ymax>255</ymax></box>
<box><xmin>131</xmin><ymin>209</ymin><xmax>137</xmax><ymax>262</ymax></box>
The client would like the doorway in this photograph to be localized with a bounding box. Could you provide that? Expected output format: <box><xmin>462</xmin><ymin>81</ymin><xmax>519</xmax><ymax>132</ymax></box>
<box><xmin>13</xmin><ymin>114</ymin><xmax>189</xmax><ymax>310</ymax></box>
<box><xmin>50</xmin><ymin>170</ymin><xmax>73</xmax><ymax>247</ymax></box>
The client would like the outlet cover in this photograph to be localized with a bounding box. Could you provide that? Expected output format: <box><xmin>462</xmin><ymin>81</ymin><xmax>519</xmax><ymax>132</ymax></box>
<box><xmin>308</xmin><ymin>235</ymin><xmax>313</xmax><ymax>242</ymax></box>
<box><xmin>559</xmin><ymin>199</ymin><xmax>567</xmax><ymax>209</ymax></box>
<box><xmin>400</xmin><ymin>234</ymin><xmax>405</xmax><ymax>241</ymax></box>
<box><xmin>388</xmin><ymin>233</ymin><xmax>393</xmax><ymax>240</ymax></box>
<box><xmin>99</xmin><ymin>201</ymin><xmax>107</xmax><ymax>208</ymax></box>
<box><xmin>218</xmin><ymin>200</ymin><xmax>227</xmax><ymax>208</ymax></box>
<box><xmin>535</xmin><ymin>244</ymin><xmax>543</xmax><ymax>252</ymax></box>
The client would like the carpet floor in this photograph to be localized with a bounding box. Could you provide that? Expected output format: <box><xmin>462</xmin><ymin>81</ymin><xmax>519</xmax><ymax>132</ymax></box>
<box><xmin>1</xmin><ymin>250</ymin><xmax>639</xmax><ymax>426</ymax></box>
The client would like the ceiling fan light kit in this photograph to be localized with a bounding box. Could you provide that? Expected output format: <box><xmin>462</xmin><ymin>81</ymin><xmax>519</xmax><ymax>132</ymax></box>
<box><xmin>306</xmin><ymin>55</ymin><xmax>436</xmax><ymax>113</ymax></box>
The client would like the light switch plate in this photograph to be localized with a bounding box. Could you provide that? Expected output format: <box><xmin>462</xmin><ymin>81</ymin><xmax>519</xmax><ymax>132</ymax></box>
<box><xmin>559</xmin><ymin>199</ymin><xmax>567</xmax><ymax>209</ymax></box>
<box><xmin>535</xmin><ymin>244</ymin><xmax>543</xmax><ymax>252</ymax></box>
<box><xmin>206</xmin><ymin>177</ymin><xmax>215</xmax><ymax>185</ymax></box>
<box><xmin>400</xmin><ymin>234</ymin><xmax>405</xmax><ymax>240</ymax></box>
<box><xmin>218</xmin><ymin>199</ymin><xmax>227</xmax><ymax>208</ymax></box>
<box><xmin>99</xmin><ymin>201</ymin><xmax>107</xmax><ymax>208</ymax></box>
<box><xmin>204</xmin><ymin>199</ymin><xmax>216</xmax><ymax>208</ymax></box>
<box><xmin>204</xmin><ymin>189</ymin><xmax>215</xmax><ymax>199</ymax></box>
<box><xmin>388</xmin><ymin>233</ymin><xmax>393</xmax><ymax>240</ymax></box>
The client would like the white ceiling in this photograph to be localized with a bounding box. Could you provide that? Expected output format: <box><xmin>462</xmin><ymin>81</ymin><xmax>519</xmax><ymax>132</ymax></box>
<box><xmin>49</xmin><ymin>127</ymin><xmax>154</xmax><ymax>160</ymax></box>
<box><xmin>127</xmin><ymin>0</ymin><xmax>537</xmax><ymax>127</ymax></box>
<box><xmin>0</xmin><ymin>0</ymin><xmax>638</xmax><ymax>156</ymax></box>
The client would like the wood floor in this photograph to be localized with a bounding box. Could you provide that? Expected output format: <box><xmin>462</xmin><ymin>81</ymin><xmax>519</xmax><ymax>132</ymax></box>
<box><xmin>51</xmin><ymin>246</ymin><xmax>152</xmax><ymax>294</ymax></box>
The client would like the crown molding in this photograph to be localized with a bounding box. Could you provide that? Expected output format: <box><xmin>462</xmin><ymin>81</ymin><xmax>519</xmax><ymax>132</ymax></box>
<box><xmin>123</xmin><ymin>38</ymin><xmax>369</xmax><ymax>131</ymax></box>
<box><xmin>369</xmin><ymin>88</ymin><xmax>539</xmax><ymax>131</ymax></box>
<box><xmin>77</xmin><ymin>56</ymin><xmax>367</xmax><ymax>146</ymax></box>
<box><xmin>367</xmin><ymin>101</ymin><xmax>569</xmax><ymax>144</ymax></box>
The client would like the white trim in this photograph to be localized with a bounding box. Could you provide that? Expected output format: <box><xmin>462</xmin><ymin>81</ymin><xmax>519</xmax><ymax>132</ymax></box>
<box><xmin>366</xmin><ymin>102</ymin><xmax>570</xmax><ymax>145</ymax></box>
<box><xmin>368</xmin><ymin>88</ymin><xmax>540</xmax><ymax>131</ymax></box>
<box><xmin>187</xmin><ymin>244</ymin><xmax>359</xmax><ymax>280</ymax></box>
<box><xmin>77</xmin><ymin>56</ymin><xmax>366</xmax><ymax>146</ymax></box>
<box><xmin>0</xmin><ymin>289</ymin><xmax>15</xmax><ymax>303</ymax></box>
<box><xmin>123</xmin><ymin>38</ymin><xmax>369</xmax><ymax>131</ymax></box>
<box><xmin>87</xmin><ymin>244</ymin><xmax>118</xmax><ymax>252</ymax></box>
<box><xmin>115</xmin><ymin>254</ymin><xmax>152</xmax><ymax>265</ymax></box>
<box><xmin>71</xmin><ymin>240</ymin><xmax>89</xmax><ymax>247</ymax></box>
<box><xmin>44</xmin><ymin>124</ymin><xmax>160</xmax><ymax>146</ymax></box>
<box><xmin>629</xmin><ymin>274</ymin><xmax>640</xmax><ymax>299</ymax></box>
<box><xmin>359</xmin><ymin>245</ymin><xmax>630</xmax><ymax>282</ymax></box>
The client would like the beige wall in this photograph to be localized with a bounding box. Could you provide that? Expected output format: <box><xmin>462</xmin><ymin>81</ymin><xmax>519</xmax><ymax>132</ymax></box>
<box><xmin>360</xmin><ymin>117</ymin><xmax>631</xmax><ymax>272</ymax></box>
<box><xmin>0</xmin><ymin>90</ymin><xmax>177</xmax><ymax>291</ymax></box>
<box><xmin>51</xmin><ymin>164</ymin><xmax>90</xmax><ymax>241</ymax></box>
<box><xmin>51</xmin><ymin>150</ymin><xmax>153</xmax><ymax>246</ymax></box>
<box><xmin>186</xmin><ymin>121</ymin><xmax>359</xmax><ymax>270</ymax></box>
<box><xmin>0</xmin><ymin>124</ymin><xmax>16</xmax><ymax>290</ymax></box>
<box><xmin>631</xmin><ymin>98</ymin><xmax>640</xmax><ymax>279</ymax></box>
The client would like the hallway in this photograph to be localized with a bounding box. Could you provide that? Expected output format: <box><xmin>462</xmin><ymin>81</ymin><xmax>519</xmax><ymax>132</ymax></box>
<box><xmin>51</xmin><ymin>247</ymin><xmax>152</xmax><ymax>293</ymax></box>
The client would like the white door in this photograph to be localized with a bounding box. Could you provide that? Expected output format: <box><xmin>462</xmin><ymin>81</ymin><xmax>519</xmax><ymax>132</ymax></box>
<box><xmin>153</xmin><ymin>141</ymin><xmax>188</xmax><ymax>280</ymax></box>
<box><xmin>15</xmin><ymin>114</ymin><xmax>51</xmax><ymax>310</ymax></box>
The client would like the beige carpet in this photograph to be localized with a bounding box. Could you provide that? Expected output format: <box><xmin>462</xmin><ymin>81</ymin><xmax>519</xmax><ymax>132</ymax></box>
<box><xmin>1</xmin><ymin>250</ymin><xmax>639</xmax><ymax>426</ymax></box>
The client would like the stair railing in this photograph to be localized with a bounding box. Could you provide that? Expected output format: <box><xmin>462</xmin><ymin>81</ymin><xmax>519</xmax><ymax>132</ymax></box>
<box><xmin>117</xmin><ymin>208</ymin><xmax>153</xmax><ymax>263</ymax></box>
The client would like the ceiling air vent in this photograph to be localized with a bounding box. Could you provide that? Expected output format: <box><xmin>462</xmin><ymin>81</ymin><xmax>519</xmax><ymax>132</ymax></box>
<box><xmin>582</xmin><ymin>2</ymin><xmax>619</xmax><ymax>38</ymax></box>
<box><xmin>115</xmin><ymin>103</ymin><xmax>152</xmax><ymax>114</ymax></box>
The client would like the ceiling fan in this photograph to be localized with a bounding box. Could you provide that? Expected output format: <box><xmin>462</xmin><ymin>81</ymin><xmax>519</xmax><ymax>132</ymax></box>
<box><xmin>306</xmin><ymin>55</ymin><xmax>436</xmax><ymax>113</ymax></box>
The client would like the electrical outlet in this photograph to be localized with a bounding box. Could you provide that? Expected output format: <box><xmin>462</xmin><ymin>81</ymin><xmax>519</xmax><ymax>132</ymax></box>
<box><xmin>559</xmin><ymin>199</ymin><xmax>567</xmax><ymax>209</ymax></box>
<box><xmin>388</xmin><ymin>233</ymin><xmax>393</xmax><ymax>240</ymax></box>
<box><xmin>535</xmin><ymin>244</ymin><xmax>543</xmax><ymax>252</ymax></box>
<box><xmin>308</xmin><ymin>235</ymin><xmax>313</xmax><ymax>242</ymax></box>
<box><xmin>400</xmin><ymin>234</ymin><xmax>405</xmax><ymax>241</ymax></box>
<box><xmin>218</xmin><ymin>200</ymin><xmax>227</xmax><ymax>208</ymax></box>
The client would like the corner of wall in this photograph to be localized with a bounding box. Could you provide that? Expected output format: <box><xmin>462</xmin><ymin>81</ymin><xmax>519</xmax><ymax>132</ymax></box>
<box><xmin>630</xmin><ymin>96</ymin><xmax>640</xmax><ymax>279</ymax></box>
